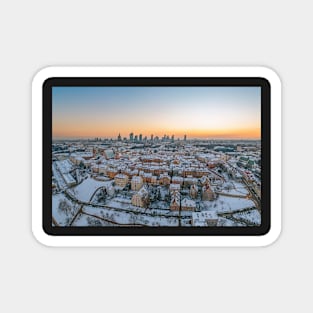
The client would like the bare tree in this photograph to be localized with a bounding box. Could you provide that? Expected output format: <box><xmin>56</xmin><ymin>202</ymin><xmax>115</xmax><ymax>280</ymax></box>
<box><xmin>87</xmin><ymin>216</ymin><xmax>102</xmax><ymax>226</ymax></box>
<box><xmin>58</xmin><ymin>199</ymin><xmax>72</xmax><ymax>215</ymax></box>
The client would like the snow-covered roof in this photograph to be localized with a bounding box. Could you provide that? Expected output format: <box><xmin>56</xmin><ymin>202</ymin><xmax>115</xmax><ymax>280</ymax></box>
<box><xmin>200</xmin><ymin>176</ymin><xmax>209</xmax><ymax>184</ymax></box>
<box><xmin>170</xmin><ymin>183</ymin><xmax>180</xmax><ymax>190</ymax></box>
<box><xmin>172</xmin><ymin>176</ymin><xmax>183</xmax><ymax>182</ymax></box>
<box><xmin>202</xmin><ymin>185</ymin><xmax>213</xmax><ymax>192</ymax></box>
<box><xmin>131</xmin><ymin>175</ymin><xmax>143</xmax><ymax>182</ymax></box>
<box><xmin>181</xmin><ymin>198</ymin><xmax>196</xmax><ymax>207</ymax></box>
<box><xmin>63</xmin><ymin>173</ymin><xmax>76</xmax><ymax>185</ymax></box>
<box><xmin>190</xmin><ymin>184</ymin><xmax>198</xmax><ymax>190</ymax></box>
<box><xmin>138</xmin><ymin>186</ymin><xmax>149</xmax><ymax>197</ymax></box>
<box><xmin>115</xmin><ymin>173</ymin><xmax>128</xmax><ymax>179</ymax></box>
<box><xmin>170</xmin><ymin>190</ymin><xmax>180</xmax><ymax>204</ymax></box>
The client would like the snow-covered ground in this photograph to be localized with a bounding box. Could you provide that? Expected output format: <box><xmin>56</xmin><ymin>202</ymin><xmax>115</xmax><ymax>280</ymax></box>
<box><xmin>69</xmin><ymin>177</ymin><xmax>113</xmax><ymax>202</ymax></box>
<box><xmin>103</xmin><ymin>198</ymin><xmax>191</xmax><ymax>218</ymax></box>
<box><xmin>105</xmin><ymin>199</ymin><xmax>137</xmax><ymax>211</ymax></box>
<box><xmin>202</xmin><ymin>195</ymin><xmax>255</xmax><ymax>213</ymax></box>
<box><xmin>113</xmin><ymin>196</ymin><xmax>131</xmax><ymax>204</ymax></box>
<box><xmin>218</xmin><ymin>180</ymin><xmax>249</xmax><ymax>196</ymax></box>
<box><xmin>150</xmin><ymin>201</ymin><xmax>170</xmax><ymax>210</ymax></box>
<box><xmin>83</xmin><ymin>205</ymin><xmax>183</xmax><ymax>226</ymax></box>
<box><xmin>217</xmin><ymin>217</ymin><xmax>246</xmax><ymax>227</ymax></box>
<box><xmin>233</xmin><ymin>209</ymin><xmax>261</xmax><ymax>225</ymax></box>
<box><xmin>52</xmin><ymin>193</ymin><xmax>79</xmax><ymax>226</ymax></box>
<box><xmin>72</xmin><ymin>213</ymin><xmax>115</xmax><ymax>226</ymax></box>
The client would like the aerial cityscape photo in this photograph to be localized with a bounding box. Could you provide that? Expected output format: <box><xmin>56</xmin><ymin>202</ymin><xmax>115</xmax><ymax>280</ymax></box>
<box><xmin>52</xmin><ymin>86</ymin><xmax>261</xmax><ymax>227</ymax></box>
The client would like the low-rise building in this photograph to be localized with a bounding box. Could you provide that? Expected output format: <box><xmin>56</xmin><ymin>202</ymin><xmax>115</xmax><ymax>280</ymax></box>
<box><xmin>103</xmin><ymin>149</ymin><xmax>115</xmax><ymax>159</ymax></box>
<box><xmin>143</xmin><ymin>172</ymin><xmax>152</xmax><ymax>183</ymax></box>
<box><xmin>62</xmin><ymin>173</ymin><xmax>76</xmax><ymax>187</ymax></box>
<box><xmin>170</xmin><ymin>190</ymin><xmax>180</xmax><ymax>210</ymax></box>
<box><xmin>184</xmin><ymin>176</ymin><xmax>197</xmax><ymax>187</ymax></box>
<box><xmin>202</xmin><ymin>183</ymin><xmax>215</xmax><ymax>201</ymax></box>
<box><xmin>98</xmin><ymin>165</ymin><xmax>107</xmax><ymax>175</ymax></box>
<box><xmin>190</xmin><ymin>184</ymin><xmax>198</xmax><ymax>199</ymax></box>
<box><xmin>91</xmin><ymin>166</ymin><xmax>99</xmax><ymax>173</ymax></box>
<box><xmin>151</xmin><ymin>175</ymin><xmax>158</xmax><ymax>185</ymax></box>
<box><xmin>159</xmin><ymin>173</ymin><xmax>171</xmax><ymax>185</ymax></box>
<box><xmin>114</xmin><ymin>173</ymin><xmax>129</xmax><ymax>188</ymax></box>
<box><xmin>169</xmin><ymin>183</ymin><xmax>181</xmax><ymax>192</ymax></box>
<box><xmin>131</xmin><ymin>176</ymin><xmax>143</xmax><ymax>191</ymax></box>
<box><xmin>181</xmin><ymin>198</ymin><xmax>196</xmax><ymax>211</ymax></box>
<box><xmin>131</xmin><ymin>186</ymin><xmax>150</xmax><ymax>207</ymax></box>
<box><xmin>107</xmin><ymin>168</ymin><xmax>118</xmax><ymax>179</ymax></box>
<box><xmin>200</xmin><ymin>176</ymin><xmax>210</xmax><ymax>186</ymax></box>
<box><xmin>194</xmin><ymin>169</ymin><xmax>210</xmax><ymax>178</ymax></box>
<box><xmin>172</xmin><ymin>176</ymin><xmax>184</xmax><ymax>185</ymax></box>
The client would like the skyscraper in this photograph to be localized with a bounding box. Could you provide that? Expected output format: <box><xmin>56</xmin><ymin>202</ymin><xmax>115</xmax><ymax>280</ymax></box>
<box><xmin>184</xmin><ymin>134</ymin><xmax>187</xmax><ymax>141</ymax></box>
<box><xmin>129</xmin><ymin>132</ymin><xmax>134</xmax><ymax>141</ymax></box>
<box><xmin>139</xmin><ymin>134</ymin><xmax>142</xmax><ymax>142</ymax></box>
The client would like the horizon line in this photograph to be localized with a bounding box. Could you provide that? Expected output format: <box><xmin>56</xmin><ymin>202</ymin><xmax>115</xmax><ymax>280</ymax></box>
<box><xmin>52</xmin><ymin>136</ymin><xmax>261</xmax><ymax>141</ymax></box>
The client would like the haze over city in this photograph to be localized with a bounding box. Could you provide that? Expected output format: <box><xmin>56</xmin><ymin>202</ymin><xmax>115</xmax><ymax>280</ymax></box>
<box><xmin>52</xmin><ymin>86</ymin><xmax>261</xmax><ymax>140</ymax></box>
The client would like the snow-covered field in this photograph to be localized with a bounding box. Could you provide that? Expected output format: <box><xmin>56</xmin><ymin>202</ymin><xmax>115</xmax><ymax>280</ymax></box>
<box><xmin>83</xmin><ymin>206</ymin><xmax>182</xmax><ymax>226</ymax></box>
<box><xmin>202</xmin><ymin>195</ymin><xmax>255</xmax><ymax>213</ymax></box>
<box><xmin>52</xmin><ymin>166</ymin><xmax>258</xmax><ymax>227</ymax></box>
<box><xmin>69</xmin><ymin>177</ymin><xmax>113</xmax><ymax>202</ymax></box>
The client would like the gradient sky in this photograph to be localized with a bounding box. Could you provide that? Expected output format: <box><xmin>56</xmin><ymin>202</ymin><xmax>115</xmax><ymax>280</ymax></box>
<box><xmin>52</xmin><ymin>86</ymin><xmax>261</xmax><ymax>139</ymax></box>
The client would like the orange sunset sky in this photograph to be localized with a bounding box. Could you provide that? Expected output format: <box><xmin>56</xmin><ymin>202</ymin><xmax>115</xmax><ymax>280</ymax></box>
<box><xmin>52</xmin><ymin>86</ymin><xmax>261</xmax><ymax>140</ymax></box>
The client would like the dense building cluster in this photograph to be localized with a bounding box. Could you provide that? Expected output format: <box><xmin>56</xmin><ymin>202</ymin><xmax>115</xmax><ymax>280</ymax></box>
<box><xmin>52</xmin><ymin>136</ymin><xmax>261</xmax><ymax>227</ymax></box>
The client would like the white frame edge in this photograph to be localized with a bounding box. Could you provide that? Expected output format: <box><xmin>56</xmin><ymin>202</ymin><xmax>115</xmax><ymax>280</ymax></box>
<box><xmin>32</xmin><ymin>66</ymin><xmax>281</xmax><ymax>247</ymax></box>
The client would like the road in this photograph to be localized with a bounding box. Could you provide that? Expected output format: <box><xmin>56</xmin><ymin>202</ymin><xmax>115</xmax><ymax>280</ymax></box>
<box><xmin>215</xmin><ymin>191</ymin><xmax>247</xmax><ymax>198</ymax></box>
<box><xmin>64</xmin><ymin>186</ymin><xmax>188</xmax><ymax>227</ymax></box>
<box><xmin>242</xmin><ymin>178</ymin><xmax>261</xmax><ymax>212</ymax></box>
<box><xmin>82</xmin><ymin>211</ymin><xmax>147</xmax><ymax>227</ymax></box>
<box><xmin>224</xmin><ymin>160</ymin><xmax>261</xmax><ymax>212</ymax></box>
<box><xmin>218</xmin><ymin>206</ymin><xmax>259</xmax><ymax>226</ymax></box>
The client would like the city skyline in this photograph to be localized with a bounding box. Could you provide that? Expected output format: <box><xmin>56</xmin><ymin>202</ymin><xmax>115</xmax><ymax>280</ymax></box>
<box><xmin>52</xmin><ymin>86</ymin><xmax>261</xmax><ymax>140</ymax></box>
<box><xmin>53</xmin><ymin>132</ymin><xmax>261</xmax><ymax>141</ymax></box>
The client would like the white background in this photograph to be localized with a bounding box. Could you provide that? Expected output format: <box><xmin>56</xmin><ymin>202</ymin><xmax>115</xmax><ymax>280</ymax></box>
<box><xmin>0</xmin><ymin>0</ymin><xmax>311</xmax><ymax>312</ymax></box>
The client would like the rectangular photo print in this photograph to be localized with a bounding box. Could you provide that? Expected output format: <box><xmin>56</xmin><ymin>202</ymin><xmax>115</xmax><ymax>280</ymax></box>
<box><xmin>50</xmin><ymin>83</ymin><xmax>264</xmax><ymax>232</ymax></box>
